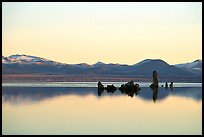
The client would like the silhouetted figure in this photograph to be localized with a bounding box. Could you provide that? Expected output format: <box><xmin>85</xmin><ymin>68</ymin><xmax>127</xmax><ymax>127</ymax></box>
<box><xmin>150</xmin><ymin>71</ymin><xmax>159</xmax><ymax>89</ymax></box>
<box><xmin>165</xmin><ymin>82</ymin><xmax>168</xmax><ymax>89</ymax></box>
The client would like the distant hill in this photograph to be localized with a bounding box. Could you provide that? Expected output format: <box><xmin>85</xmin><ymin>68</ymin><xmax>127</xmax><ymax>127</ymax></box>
<box><xmin>174</xmin><ymin>60</ymin><xmax>202</xmax><ymax>76</ymax></box>
<box><xmin>127</xmin><ymin>59</ymin><xmax>195</xmax><ymax>77</ymax></box>
<box><xmin>2</xmin><ymin>54</ymin><xmax>202</xmax><ymax>79</ymax></box>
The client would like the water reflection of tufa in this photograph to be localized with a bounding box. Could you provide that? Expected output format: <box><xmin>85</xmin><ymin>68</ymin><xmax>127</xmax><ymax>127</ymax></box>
<box><xmin>98</xmin><ymin>71</ymin><xmax>176</xmax><ymax>101</ymax></box>
<box><xmin>148</xmin><ymin>71</ymin><xmax>175</xmax><ymax>102</ymax></box>
<box><xmin>149</xmin><ymin>71</ymin><xmax>159</xmax><ymax>102</ymax></box>
<box><xmin>2</xmin><ymin>87</ymin><xmax>202</xmax><ymax>105</ymax></box>
<box><xmin>97</xmin><ymin>80</ymin><xmax>159</xmax><ymax>101</ymax></box>
<box><xmin>152</xmin><ymin>88</ymin><xmax>158</xmax><ymax>102</ymax></box>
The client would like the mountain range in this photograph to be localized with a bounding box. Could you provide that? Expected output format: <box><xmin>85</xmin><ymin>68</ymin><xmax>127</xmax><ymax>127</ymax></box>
<box><xmin>2</xmin><ymin>54</ymin><xmax>202</xmax><ymax>79</ymax></box>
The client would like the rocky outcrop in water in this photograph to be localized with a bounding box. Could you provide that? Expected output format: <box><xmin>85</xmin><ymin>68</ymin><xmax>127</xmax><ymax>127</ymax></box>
<box><xmin>150</xmin><ymin>71</ymin><xmax>159</xmax><ymax>89</ymax></box>
<box><xmin>105</xmin><ymin>84</ymin><xmax>117</xmax><ymax>93</ymax></box>
<box><xmin>97</xmin><ymin>82</ymin><xmax>116</xmax><ymax>95</ymax></box>
<box><xmin>165</xmin><ymin>82</ymin><xmax>168</xmax><ymax>89</ymax></box>
<box><xmin>169</xmin><ymin>82</ymin><xmax>173</xmax><ymax>90</ymax></box>
<box><xmin>170</xmin><ymin>82</ymin><xmax>173</xmax><ymax>88</ymax></box>
<box><xmin>97</xmin><ymin>81</ymin><xmax>104</xmax><ymax>96</ymax></box>
<box><xmin>119</xmin><ymin>81</ymin><xmax>141</xmax><ymax>97</ymax></box>
<box><xmin>98</xmin><ymin>81</ymin><xmax>104</xmax><ymax>91</ymax></box>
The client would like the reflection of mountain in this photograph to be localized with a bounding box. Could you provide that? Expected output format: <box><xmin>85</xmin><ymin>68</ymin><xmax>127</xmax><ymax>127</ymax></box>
<box><xmin>169</xmin><ymin>87</ymin><xmax>202</xmax><ymax>100</ymax></box>
<box><xmin>2</xmin><ymin>87</ymin><xmax>97</xmax><ymax>104</ymax></box>
<box><xmin>2</xmin><ymin>87</ymin><xmax>202</xmax><ymax>105</ymax></box>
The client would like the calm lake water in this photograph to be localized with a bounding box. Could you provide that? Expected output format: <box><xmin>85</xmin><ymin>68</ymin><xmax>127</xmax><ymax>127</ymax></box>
<box><xmin>2</xmin><ymin>82</ymin><xmax>202</xmax><ymax>135</ymax></box>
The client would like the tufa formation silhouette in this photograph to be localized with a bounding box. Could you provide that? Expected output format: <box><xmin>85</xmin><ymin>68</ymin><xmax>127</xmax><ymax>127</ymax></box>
<box><xmin>150</xmin><ymin>71</ymin><xmax>159</xmax><ymax>89</ymax></box>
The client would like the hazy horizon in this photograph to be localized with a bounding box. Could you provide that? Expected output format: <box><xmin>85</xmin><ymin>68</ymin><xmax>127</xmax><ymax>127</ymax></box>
<box><xmin>2</xmin><ymin>53</ymin><xmax>202</xmax><ymax>65</ymax></box>
<box><xmin>2</xmin><ymin>2</ymin><xmax>202</xmax><ymax>65</ymax></box>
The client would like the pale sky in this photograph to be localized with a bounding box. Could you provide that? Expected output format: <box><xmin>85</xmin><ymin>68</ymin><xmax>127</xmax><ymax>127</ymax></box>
<box><xmin>2</xmin><ymin>2</ymin><xmax>202</xmax><ymax>65</ymax></box>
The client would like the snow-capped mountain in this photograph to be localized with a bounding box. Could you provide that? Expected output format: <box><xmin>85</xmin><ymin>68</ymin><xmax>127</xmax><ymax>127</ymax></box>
<box><xmin>2</xmin><ymin>54</ymin><xmax>202</xmax><ymax>79</ymax></box>
<box><xmin>174</xmin><ymin>60</ymin><xmax>202</xmax><ymax>76</ymax></box>
<box><xmin>2</xmin><ymin>54</ymin><xmax>62</xmax><ymax>65</ymax></box>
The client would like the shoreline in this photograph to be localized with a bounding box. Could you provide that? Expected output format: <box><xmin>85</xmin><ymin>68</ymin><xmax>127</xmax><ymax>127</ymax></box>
<box><xmin>2</xmin><ymin>74</ymin><xmax>202</xmax><ymax>83</ymax></box>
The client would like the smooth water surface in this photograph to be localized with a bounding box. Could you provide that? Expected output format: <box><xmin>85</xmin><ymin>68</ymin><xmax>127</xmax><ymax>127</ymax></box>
<box><xmin>2</xmin><ymin>83</ymin><xmax>202</xmax><ymax>135</ymax></box>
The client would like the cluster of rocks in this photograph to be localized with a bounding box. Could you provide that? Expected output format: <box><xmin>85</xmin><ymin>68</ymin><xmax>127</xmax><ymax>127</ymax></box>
<box><xmin>98</xmin><ymin>71</ymin><xmax>173</xmax><ymax>97</ymax></box>
<box><xmin>118</xmin><ymin>81</ymin><xmax>141</xmax><ymax>97</ymax></box>
<box><xmin>98</xmin><ymin>81</ymin><xmax>117</xmax><ymax>93</ymax></box>
<box><xmin>97</xmin><ymin>81</ymin><xmax>141</xmax><ymax>97</ymax></box>
<box><xmin>105</xmin><ymin>84</ymin><xmax>117</xmax><ymax>93</ymax></box>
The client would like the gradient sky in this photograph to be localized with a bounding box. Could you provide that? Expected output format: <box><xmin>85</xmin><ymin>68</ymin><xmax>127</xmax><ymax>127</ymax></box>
<box><xmin>2</xmin><ymin>2</ymin><xmax>202</xmax><ymax>65</ymax></box>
